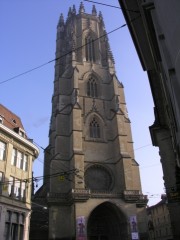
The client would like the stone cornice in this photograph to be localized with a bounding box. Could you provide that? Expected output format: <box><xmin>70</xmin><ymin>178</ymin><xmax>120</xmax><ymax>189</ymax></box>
<box><xmin>0</xmin><ymin>123</ymin><xmax>39</xmax><ymax>157</ymax></box>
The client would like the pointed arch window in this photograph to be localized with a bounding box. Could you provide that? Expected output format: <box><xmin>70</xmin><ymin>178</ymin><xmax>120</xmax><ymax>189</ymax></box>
<box><xmin>87</xmin><ymin>76</ymin><xmax>98</xmax><ymax>98</ymax></box>
<box><xmin>90</xmin><ymin>117</ymin><xmax>100</xmax><ymax>138</ymax></box>
<box><xmin>85</xmin><ymin>36</ymin><xmax>95</xmax><ymax>62</ymax></box>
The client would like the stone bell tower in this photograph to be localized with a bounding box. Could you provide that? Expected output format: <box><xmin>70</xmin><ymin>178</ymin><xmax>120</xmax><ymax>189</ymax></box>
<box><xmin>45</xmin><ymin>3</ymin><xmax>148</xmax><ymax>240</ymax></box>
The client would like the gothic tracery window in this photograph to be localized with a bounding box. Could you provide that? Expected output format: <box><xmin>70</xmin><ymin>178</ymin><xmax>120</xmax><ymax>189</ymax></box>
<box><xmin>85</xmin><ymin>36</ymin><xmax>95</xmax><ymax>62</ymax></box>
<box><xmin>90</xmin><ymin>117</ymin><xmax>100</xmax><ymax>138</ymax></box>
<box><xmin>87</xmin><ymin>76</ymin><xmax>98</xmax><ymax>97</ymax></box>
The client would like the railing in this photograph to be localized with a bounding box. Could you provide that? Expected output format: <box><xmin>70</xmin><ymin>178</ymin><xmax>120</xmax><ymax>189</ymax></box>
<box><xmin>90</xmin><ymin>190</ymin><xmax>122</xmax><ymax>198</ymax></box>
<box><xmin>48</xmin><ymin>189</ymin><xmax>123</xmax><ymax>202</ymax></box>
<box><xmin>123</xmin><ymin>190</ymin><xmax>148</xmax><ymax>206</ymax></box>
<box><xmin>47</xmin><ymin>189</ymin><xmax>148</xmax><ymax>205</ymax></box>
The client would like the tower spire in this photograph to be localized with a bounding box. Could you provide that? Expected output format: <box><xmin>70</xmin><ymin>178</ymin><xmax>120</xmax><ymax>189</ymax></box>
<box><xmin>72</xmin><ymin>4</ymin><xmax>76</xmax><ymax>15</ymax></box>
<box><xmin>68</xmin><ymin>7</ymin><xmax>72</xmax><ymax>19</ymax></box>
<box><xmin>79</xmin><ymin>2</ymin><xmax>85</xmax><ymax>13</ymax></box>
<box><xmin>58</xmin><ymin>13</ymin><xmax>64</xmax><ymax>27</ymax></box>
<box><xmin>92</xmin><ymin>5</ymin><xmax>97</xmax><ymax>16</ymax></box>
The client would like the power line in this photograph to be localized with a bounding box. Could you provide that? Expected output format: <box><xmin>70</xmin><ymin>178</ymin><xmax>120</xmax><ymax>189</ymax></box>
<box><xmin>134</xmin><ymin>144</ymin><xmax>152</xmax><ymax>151</ymax></box>
<box><xmin>0</xmin><ymin>169</ymin><xmax>78</xmax><ymax>186</ymax></box>
<box><xmin>84</xmin><ymin>0</ymin><xmax>122</xmax><ymax>9</ymax></box>
<box><xmin>0</xmin><ymin>115</ymin><xmax>78</xmax><ymax>184</ymax></box>
<box><xmin>0</xmin><ymin>62</ymin><xmax>51</xmax><ymax>85</ymax></box>
<box><xmin>2</xmin><ymin>105</ymin><xmax>161</xmax><ymax>186</ymax></box>
<box><xmin>83</xmin><ymin>0</ymin><xmax>140</xmax><ymax>13</ymax></box>
<box><xmin>2</xmin><ymin>110</ymin><xmax>78</xmax><ymax>180</ymax></box>
<box><xmin>0</xmin><ymin>14</ymin><xmax>142</xmax><ymax>85</ymax></box>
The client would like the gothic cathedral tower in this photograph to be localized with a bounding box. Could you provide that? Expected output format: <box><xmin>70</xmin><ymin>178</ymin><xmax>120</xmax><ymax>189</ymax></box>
<box><xmin>45</xmin><ymin>3</ymin><xmax>148</xmax><ymax>240</ymax></box>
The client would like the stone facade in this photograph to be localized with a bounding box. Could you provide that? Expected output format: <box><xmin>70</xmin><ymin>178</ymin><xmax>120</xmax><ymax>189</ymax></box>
<box><xmin>36</xmin><ymin>3</ymin><xmax>148</xmax><ymax>240</ymax></box>
<box><xmin>0</xmin><ymin>104</ymin><xmax>39</xmax><ymax>240</ymax></box>
<box><xmin>118</xmin><ymin>0</ymin><xmax>180</xmax><ymax>239</ymax></box>
<box><xmin>147</xmin><ymin>195</ymin><xmax>173</xmax><ymax>240</ymax></box>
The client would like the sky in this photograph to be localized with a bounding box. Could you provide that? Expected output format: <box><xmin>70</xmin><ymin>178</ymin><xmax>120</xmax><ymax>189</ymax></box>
<box><xmin>0</xmin><ymin>0</ymin><xmax>165</xmax><ymax>206</ymax></box>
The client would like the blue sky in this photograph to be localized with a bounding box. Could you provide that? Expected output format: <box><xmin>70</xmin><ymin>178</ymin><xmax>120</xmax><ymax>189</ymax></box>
<box><xmin>0</xmin><ymin>0</ymin><xmax>164</xmax><ymax>205</ymax></box>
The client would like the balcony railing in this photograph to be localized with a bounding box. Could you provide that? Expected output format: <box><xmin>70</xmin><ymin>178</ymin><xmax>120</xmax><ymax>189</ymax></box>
<box><xmin>48</xmin><ymin>189</ymin><xmax>123</xmax><ymax>203</ymax></box>
<box><xmin>123</xmin><ymin>190</ymin><xmax>148</xmax><ymax>206</ymax></box>
<box><xmin>47</xmin><ymin>189</ymin><xmax>148</xmax><ymax>206</ymax></box>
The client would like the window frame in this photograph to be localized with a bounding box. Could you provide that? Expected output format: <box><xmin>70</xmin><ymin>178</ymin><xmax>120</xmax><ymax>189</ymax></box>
<box><xmin>8</xmin><ymin>177</ymin><xmax>26</xmax><ymax>201</ymax></box>
<box><xmin>11</xmin><ymin>148</ymin><xmax>17</xmax><ymax>166</ymax></box>
<box><xmin>11</xmin><ymin>148</ymin><xmax>28</xmax><ymax>171</ymax></box>
<box><xmin>85</xmin><ymin>36</ymin><xmax>95</xmax><ymax>62</ymax></box>
<box><xmin>89</xmin><ymin>117</ymin><xmax>101</xmax><ymax>138</ymax></box>
<box><xmin>8</xmin><ymin>176</ymin><xmax>14</xmax><ymax>197</ymax></box>
<box><xmin>0</xmin><ymin>171</ymin><xmax>3</xmax><ymax>194</ymax></box>
<box><xmin>87</xmin><ymin>76</ymin><xmax>98</xmax><ymax>98</ymax></box>
<box><xmin>5</xmin><ymin>210</ymin><xmax>25</xmax><ymax>240</ymax></box>
<box><xmin>0</xmin><ymin>140</ymin><xmax>6</xmax><ymax>161</ymax></box>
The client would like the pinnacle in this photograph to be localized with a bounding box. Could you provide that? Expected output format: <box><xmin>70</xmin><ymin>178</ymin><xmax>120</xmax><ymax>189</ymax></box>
<box><xmin>92</xmin><ymin>5</ymin><xmax>97</xmax><ymax>16</ymax></box>
<box><xmin>72</xmin><ymin>5</ymin><xmax>76</xmax><ymax>14</ymax></box>
<box><xmin>58</xmin><ymin>13</ymin><xmax>64</xmax><ymax>26</ymax></box>
<box><xmin>79</xmin><ymin>2</ymin><xmax>85</xmax><ymax>13</ymax></box>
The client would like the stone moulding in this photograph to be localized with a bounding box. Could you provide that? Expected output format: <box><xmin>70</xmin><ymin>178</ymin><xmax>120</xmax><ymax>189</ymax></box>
<box><xmin>47</xmin><ymin>189</ymin><xmax>123</xmax><ymax>204</ymax></box>
<box><xmin>123</xmin><ymin>190</ymin><xmax>148</xmax><ymax>206</ymax></box>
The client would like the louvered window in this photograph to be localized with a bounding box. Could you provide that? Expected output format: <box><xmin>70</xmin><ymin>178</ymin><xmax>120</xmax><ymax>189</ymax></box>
<box><xmin>85</xmin><ymin>37</ymin><xmax>95</xmax><ymax>62</ymax></box>
<box><xmin>90</xmin><ymin>117</ymin><xmax>100</xmax><ymax>138</ymax></box>
<box><xmin>87</xmin><ymin>77</ymin><xmax>98</xmax><ymax>97</ymax></box>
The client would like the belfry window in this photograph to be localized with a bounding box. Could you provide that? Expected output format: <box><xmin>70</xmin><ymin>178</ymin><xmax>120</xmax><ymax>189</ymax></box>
<box><xmin>85</xmin><ymin>37</ymin><xmax>95</xmax><ymax>62</ymax></box>
<box><xmin>87</xmin><ymin>77</ymin><xmax>98</xmax><ymax>98</ymax></box>
<box><xmin>90</xmin><ymin>117</ymin><xmax>100</xmax><ymax>138</ymax></box>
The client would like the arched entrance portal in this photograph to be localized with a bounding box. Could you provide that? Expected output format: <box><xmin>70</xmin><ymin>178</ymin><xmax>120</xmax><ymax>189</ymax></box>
<box><xmin>87</xmin><ymin>202</ymin><xmax>128</xmax><ymax>240</ymax></box>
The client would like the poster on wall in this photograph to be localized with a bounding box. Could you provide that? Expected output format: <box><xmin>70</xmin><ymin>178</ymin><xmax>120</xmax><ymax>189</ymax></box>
<box><xmin>76</xmin><ymin>216</ymin><xmax>87</xmax><ymax>240</ymax></box>
<box><xmin>129</xmin><ymin>215</ymin><xmax>139</xmax><ymax>240</ymax></box>
<box><xmin>131</xmin><ymin>232</ymin><xmax>139</xmax><ymax>240</ymax></box>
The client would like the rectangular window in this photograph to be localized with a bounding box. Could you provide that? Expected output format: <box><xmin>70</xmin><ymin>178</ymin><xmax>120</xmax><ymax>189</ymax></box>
<box><xmin>0</xmin><ymin>140</ymin><xmax>6</xmax><ymax>160</ymax></box>
<box><xmin>19</xmin><ymin>130</ymin><xmax>24</xmax><ymax>137</ymax></box>
<box><xmin>12</xmin><ymin>212</ymin><xmax>18</xmax><ymax>223</ymax></box>
<box><xmin>6</xmin><ymin>210</ymin><xmax>11</xmax><ymax>222</ymax></box>
<box><xmin>8</xmin><ymin>176</ymin><xmax>14</xmax><ymax>197</ymax></box>
<box><xmin>23</xmin><ymin>155</ymin><xmax>28</xmax><ymax>171</ymax></box>
<box><xmin>0</xmin><ymin>172</ymin><xmax>3</xmax><ymax>194</ymax></box>
<box><xmin>19</xmin><ymin>225</ymin><xmax>24</xmax><ymax>239</ymax></box>
<box><xmin>21</xmin><ymin>181</ymin><xmax>26</xmax><ymax>200</ymax></box>
<box><xmin>11</xmin><ymin>149</ymin><xmax>28</xmax><ymax>171</ymax></box>
<box><xmin>19</xmin><ymin>213</ymin><xmax>24</xmax><ymax>224</ymax></box>
<box><xmin>17</xmin><ymin>151</ymin><xmax>23</xmax><ymax>169</ymax></box>
<box><xmin>11</xmin><ymin>223</ymin><xmax>18</xmax><ymax>239</ymax></box>
<box><xmin>0</xmin><ymin>116</ymin><xmax>3</xmax><ymax>124</ymax></box>
<box><xmin>14</xmin><ymin>179</ymin><xmax>21</xmax><ymax>199</ymax></box>
<box><xmin>11</xmin><ymin>149</ymin><xmax>17</xmax><ymax>166</ymax></box>
<box><xmin>4</xmin><ymin>223</ymin><xmax>10</xmax><ymax>240</ymax></box>
<box><xmin>9</xmin><ymin>177</ymin><xmax>26</xmax><ymax>201</ymax></box>
<box><xmin>4</xmin><ymin>211</ymin><xmax>25</xmax><ymax>240</ymax></box>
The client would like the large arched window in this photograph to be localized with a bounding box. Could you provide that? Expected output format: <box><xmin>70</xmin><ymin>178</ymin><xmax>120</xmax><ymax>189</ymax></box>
<box><xmin>90</xmin><ymin>117</ymin><xmax>100</xmax><ymax>138</ymax></box>
<box><xmin>87</xmin><ymin>76</ymin><xmax>98</xmax><ymax>97</ymax></box>
<box><xmin>85</xmin><ymin>36</ymin><xmax>95</xmax><ymax>62</ymax></box>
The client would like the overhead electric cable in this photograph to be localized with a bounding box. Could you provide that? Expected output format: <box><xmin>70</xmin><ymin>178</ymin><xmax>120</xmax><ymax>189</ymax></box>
<box><xmin>84</xmin><ymin>0</ymin><xmax>122</xmax><ymax>9</ymax></box>
<box><xmin>2</xmin><ymin>114</ymin><xmax>77</xmax><ymax>180</ymax></box>
<box><xmin>0</xmin><ymin>168</ymin><xmax>78</xmax><ymax>186</ymax></box>
<box><xmin>83</xmin><ymin>0</ymin><xmax>140</xmax><ymax>13</ymax></box>
<box><xmin>0</xmin><ymin>15</ymin><xmax>141</xmax><ymax>85</ymax></box>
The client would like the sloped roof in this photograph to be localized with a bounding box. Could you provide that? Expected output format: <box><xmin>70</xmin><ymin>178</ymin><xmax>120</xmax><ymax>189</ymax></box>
<box><xmin>0</xmin><ymin>103</ymin><xmax>24</xmax><ymax>131</ymax></box>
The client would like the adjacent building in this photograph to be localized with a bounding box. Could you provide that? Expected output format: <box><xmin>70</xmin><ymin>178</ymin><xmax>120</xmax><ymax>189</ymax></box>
<box><xmin>118</xmin><ymin>0</ymin><xmax>180</xmax><ymax>239</ymax></box>
<box><xmin>0</xmin><ymin>104</ymin><xmax>39</xmax><ymax>240</ymax></box>
<box><xmin>33</xmin><ymin>3</ymin><xmax>149</xmax><ymax>240</ymax></box>
<box><xmin>147</xmin><ymin>195</ymin><xmax>173</xmax><ymax>240</ymax></box>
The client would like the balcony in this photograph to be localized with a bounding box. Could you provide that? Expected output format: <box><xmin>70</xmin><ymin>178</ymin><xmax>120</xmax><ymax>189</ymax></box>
<box><xmin>48</xmin><ymin>189</ymin><xmax>123</xmax><ymax>203</ymax></box>
<box><xmin>123</xmin><ymin>190</ymin><xmax>148</xmax><ymax>206</ymax></box>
